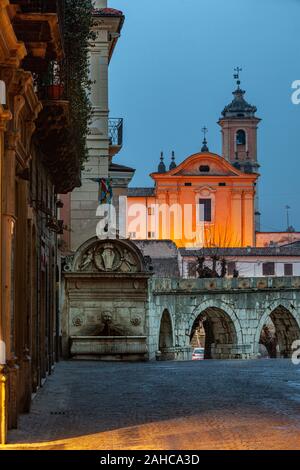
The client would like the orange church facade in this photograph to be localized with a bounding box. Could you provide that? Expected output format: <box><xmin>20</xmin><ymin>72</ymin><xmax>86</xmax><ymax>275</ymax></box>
<box><xmin>127</xmin><ymin>151</ymin><xmax>258</xmax><ymax>248</ymax></box>
<box><xmin>127</xmin><ymin>79</ymin><xmax>260</xmax><ymax>248</ymax></box>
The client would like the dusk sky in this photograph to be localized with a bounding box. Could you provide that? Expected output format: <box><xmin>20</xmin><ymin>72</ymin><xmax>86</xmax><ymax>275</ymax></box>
<box><xmin>109</xmin><ymin>0</ymin><xmax>300</xmax><ymax>232</ymax></box>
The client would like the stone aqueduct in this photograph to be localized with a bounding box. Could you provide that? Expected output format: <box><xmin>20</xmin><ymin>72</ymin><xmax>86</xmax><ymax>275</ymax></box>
<box><xmin>149</xmin><ymin>277</ymin><xmax>300</xmax><ymax>361</ymax></box>
<box><xmin>63</xmin><ymin>237</ymin><xmax>300</xmax><ymax>361</ymax></box>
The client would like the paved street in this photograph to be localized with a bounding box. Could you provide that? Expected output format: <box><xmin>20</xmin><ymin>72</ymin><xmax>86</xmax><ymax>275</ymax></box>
<box><xmin>2</xmin><ymin>360</ymin><xmax>300</xmax><ymax>450</ymax></box>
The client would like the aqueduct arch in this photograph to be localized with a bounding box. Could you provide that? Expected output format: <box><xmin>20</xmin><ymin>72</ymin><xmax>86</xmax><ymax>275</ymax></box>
<box><xmin>158</xmin><ymin>309</ymin><xmax>175</xmax><ymax>360</ymax></box>
<box><xmin>255</xmin><ymin>302</ymin><xmax>300</xmax><ymax>358</ymax></box>
<box><xmin>190</xmin><ymin>306</ymin><xmax>241</xmax><ymax>359</ymax></box>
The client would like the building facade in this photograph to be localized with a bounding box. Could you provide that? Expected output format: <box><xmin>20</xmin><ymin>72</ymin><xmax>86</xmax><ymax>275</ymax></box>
<box><xmin>61</xmin><ymin>0</ymin><xmax>135</xmax><ymax>252</ymax></box>
<box><xmin>127</xmin><ymin>79</ymin><xmax>300</xmax><ymax>249</ymax></box>
<box><xmin>0</xmin><ymin>0</ymin><xmax>82</xmax><ymax>444</ymax></box>
<box><xmin>127</xmin><ymin>81</ymin><xmax>260</xmax><ymax>248</ymax></box>
<box><xmin>128</xmin><ymin>151</ymin><xmax>258</xmax><ymax>248</ymax></box>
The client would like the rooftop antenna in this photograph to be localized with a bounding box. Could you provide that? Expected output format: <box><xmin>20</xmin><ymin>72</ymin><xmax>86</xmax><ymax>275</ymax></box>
<box><xmin>234</xmin><ymin>66</ymin><xmax>242</xmax><ymax>89</ymax></box>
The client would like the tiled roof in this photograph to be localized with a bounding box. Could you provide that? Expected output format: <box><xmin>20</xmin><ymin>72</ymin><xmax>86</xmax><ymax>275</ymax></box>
<box><xmin>93</xmin><ymin>8</ymin><xmax>123</xmax><ymax>17</ymax></box>
<box><xmin>179</xmin><ymin>246</ymin><xmax>300</xmax><ymax>257</ymax></box>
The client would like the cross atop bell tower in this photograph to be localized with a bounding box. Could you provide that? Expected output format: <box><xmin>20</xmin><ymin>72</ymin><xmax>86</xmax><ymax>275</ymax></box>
<box><xmin>233</xmin><ymin>66</ymin><xmax>242</xmax><ymax>88</ymax></box>
<box><xmin>218</xmin><ymin>68</ymin><xmax>261</xmax><ymax>174</ymax></box>
<box><xmin>201</xmin><ymin>126</ymin><xmax>209</xmax><ymax>152</ymax></box>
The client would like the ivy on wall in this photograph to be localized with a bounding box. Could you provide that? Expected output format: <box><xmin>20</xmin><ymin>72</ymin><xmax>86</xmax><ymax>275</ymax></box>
<box><xmin>64</xmin><ymin>0</ymin><xmax>95</xmax><ymax>167</ymax></box>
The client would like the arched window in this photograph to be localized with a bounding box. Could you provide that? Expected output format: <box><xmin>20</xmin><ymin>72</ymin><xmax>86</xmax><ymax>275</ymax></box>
<box><xmin>236</xmin><ymin>129</ymin><xmax>246</xmax><ymax>146</ymax></box>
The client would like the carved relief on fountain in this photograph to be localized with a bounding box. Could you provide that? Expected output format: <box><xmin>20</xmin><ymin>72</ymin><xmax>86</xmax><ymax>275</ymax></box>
<box><xmin>73</xmin><ymin>238</ymin><xmax>144</xmax><ymax>273</ymax></box>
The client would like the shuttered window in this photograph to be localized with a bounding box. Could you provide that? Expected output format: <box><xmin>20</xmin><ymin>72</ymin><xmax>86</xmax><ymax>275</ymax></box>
<box><xmin>284</xmin><ymin>264</ymin><xmax>293</xmax><ymax>276</ymax></box>
<box><xmin>262</xmin><ymin>262</ymin><xmax>275</xmax><ymax>276</ymax></box>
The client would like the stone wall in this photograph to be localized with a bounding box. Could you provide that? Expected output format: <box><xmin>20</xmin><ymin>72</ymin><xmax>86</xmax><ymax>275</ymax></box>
<box><xmin>148</xmin><ymin>276</ymin><xmax>300</xmax><ymax>361</ymax></box>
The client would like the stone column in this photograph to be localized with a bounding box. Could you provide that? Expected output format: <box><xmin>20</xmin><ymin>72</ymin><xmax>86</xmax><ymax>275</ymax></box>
<box><xmin>0</xmin><ymin>104</ymin><xmax>11</xmax><ymax>443</ymax></box>
<box><xmin>2</xmin><ymin>131</ymin><xmax>19</xmax><ymax>429</ymax></box>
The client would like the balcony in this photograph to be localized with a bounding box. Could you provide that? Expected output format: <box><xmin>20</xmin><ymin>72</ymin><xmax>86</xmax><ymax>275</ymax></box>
<box><xmin>109</xmin><ymin>118</ymin><xmax>123</xmax><ymax>157</ymax></box>
<box><xmin>10</xmin><ymin>0</ymin><xmax>61</xmax><ymax>13</ymax></box>
<box><xmin>34</xmin><ymin>60</ymin><xmax>81</xmax><ymax>194</ymax></box>
<box><xmin>10</xmin><ymin>0</ymin><xmax>64</xmax><ymax>72</ymax></box>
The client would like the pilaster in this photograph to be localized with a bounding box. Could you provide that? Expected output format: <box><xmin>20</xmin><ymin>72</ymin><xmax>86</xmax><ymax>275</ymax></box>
<box><xmin>231</xmin><ymin>190</ymin><xmax>242</xmax><ymax>247</ymax></box>
<box><xmin>242</xmin><ymin>191</ymin><xmax>255</xmax><ymax>247</ymax></box>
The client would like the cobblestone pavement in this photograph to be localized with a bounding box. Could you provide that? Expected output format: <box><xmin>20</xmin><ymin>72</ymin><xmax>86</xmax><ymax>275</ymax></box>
<box><xmin>2</xmin><ymin>359</ymin><xmax>300</xmax><ymax>450</ymax></box>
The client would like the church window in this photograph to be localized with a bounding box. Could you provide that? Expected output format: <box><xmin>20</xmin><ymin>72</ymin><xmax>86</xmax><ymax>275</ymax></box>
<box><xmin>199</xmin><ymin>199</ymin><xmax>212</xmax><ymax>222</ymax></box>
<box><xmin>236</xmin><ymin>129</ymin><xmax>246</xmax><ymax>145</ymax></box>
<box><xmin>199</xmin><ymin>165</ymin><xmax>210</xmax><ymax>173</ymax></box>
<box><xmin>148</xmin><ymin>207</ymin><xmax>155</xmax><ymax>216</ymax></box>
<box><xmin>148</xmin><ymin>232</ymin><xmax>155</xmax><ymax>239</ymax></box>
<box><xmin>129</xmin><ymin>232</ymin><xmax>136</xmax><ymax>239</ymax></box>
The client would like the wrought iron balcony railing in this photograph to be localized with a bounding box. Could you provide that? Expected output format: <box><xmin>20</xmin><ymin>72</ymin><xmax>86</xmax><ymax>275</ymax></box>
<box><xmin>109</xmin><ymin>118</ymin><xmax>123</xmax><ymax>147</ymax></box>
<box><xmin>34</xmin><ymin>60</ymin><xmax>67</xmax><ymax>100</ymax></box>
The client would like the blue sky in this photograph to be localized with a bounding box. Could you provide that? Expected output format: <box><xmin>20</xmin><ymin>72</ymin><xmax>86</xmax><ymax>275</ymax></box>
<box><xmin>109</xmin><ymin>0</ymin><xmax>300</xmax><ymax>231</ymax></box>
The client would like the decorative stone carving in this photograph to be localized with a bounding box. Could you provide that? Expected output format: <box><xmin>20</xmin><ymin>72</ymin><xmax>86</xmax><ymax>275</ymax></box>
<box><xmin>95</xmin><ymin>243</ymin><xmax>122</xmax><ymax>271</ymax></box>
<box><xmin>74</xmin><ymin>239</ymin><xmax>143</xmax><ymax>273</ymax></box>
<box><xmin>102</xmin><ymin>311</ymin><xmax>113</xmax><ymax>324</ymax></box>
<box><xmin>79</xmin><ymin>248</ymin><xmax>94</xmax><ymax>271</ymax></box>
<box><xmin>63</xmin><ymin>255</ymin><xmax>75</xmax><ymax>273</ymax></box>
<box><xmin>72</xmin><ymin>315</ymin><xmax>84</xmax><ymax>327</ymax></box>
<box><xmin>130</xmin><ymin>316</ymin><xmax>142</xmax><ymax>327</ymax></box>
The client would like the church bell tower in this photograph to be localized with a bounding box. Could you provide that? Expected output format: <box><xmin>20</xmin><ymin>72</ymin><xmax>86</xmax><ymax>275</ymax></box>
<box><xmin>218</xmin><ymin>68</ymin><xmax>261</xmax><ymax>174</ymax></box>
<box><xmin>218</xmin><ymin>68</ymin><xmax>261</xmax><ymax>230</ymax></box>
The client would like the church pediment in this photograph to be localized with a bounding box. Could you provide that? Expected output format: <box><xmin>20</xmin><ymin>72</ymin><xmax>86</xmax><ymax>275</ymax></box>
<box><xmin>163</xmin><ymin>152</ymin><xmax>242</xmax><ymax>177</ymax></box>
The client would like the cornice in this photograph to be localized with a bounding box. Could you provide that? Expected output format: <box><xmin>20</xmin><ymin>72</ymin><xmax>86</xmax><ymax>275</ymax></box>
<box><xmin>0</xmin><ymin>0</ymin><xmax>27</xmax><ymax>67</ymax></box>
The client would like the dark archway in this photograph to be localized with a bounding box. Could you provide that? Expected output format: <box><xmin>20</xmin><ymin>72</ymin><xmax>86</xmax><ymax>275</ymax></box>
<box><xmin>190</xmin><ymin>307</ymin><xmax>238</xmax><ymax>359</ymax></box>
<box><xmin>259</xmin><ymin>306</ymin><xmax>300</xmax><ymax>358</ymax></box>
<box><xmin>158</xmin><ymin>310</ymin><xmax>174</xmax><ymax>360</ymax></box>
